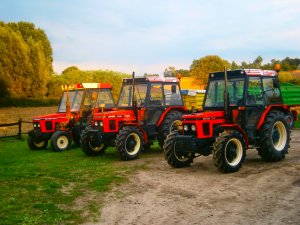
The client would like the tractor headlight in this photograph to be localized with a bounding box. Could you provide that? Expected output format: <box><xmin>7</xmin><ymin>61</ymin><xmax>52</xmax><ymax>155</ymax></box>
<box><xmin>183</xmin><ymin>125</ymin><xmax>188</xmax><ymax>131</ymax></box>
<box><xmin>191</xmin><ymin>124</ymin><xmax>196</xmax><ymax>131</ymax></box>
<box><xmin>99</xmin><ymin>121</ymin><xmax>103</xmax><ymax>127</ymax></box>
<box><xmin>94</xmin><ymin>121</ymin><xmax>99</xmax><ymax>126</ymax></box>
<box><xmin>33</xmin><ymin>123</ymin><xmax>37</xmax><ymax>128</ymax></box>
<box><xmin>37</xmin><ymin>123</ymin><xmax>40</xmax><ymax>127</ymax></box>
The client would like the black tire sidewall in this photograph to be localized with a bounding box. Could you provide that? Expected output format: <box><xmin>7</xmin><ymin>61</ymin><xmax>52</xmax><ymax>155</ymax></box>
<box><xmin>116</xmin><ymin>126</ymin><xmax>144</xmax><ymax>160</ymax></box>
<box><xmin>50</xmin><ymin>130</ymin><xmax>72</xmax><ymax>152</ymax></box>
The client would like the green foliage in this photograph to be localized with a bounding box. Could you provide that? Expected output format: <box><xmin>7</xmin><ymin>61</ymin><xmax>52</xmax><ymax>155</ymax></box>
<box><xmin>0</xmin><ymin>21</ymin><xmax>53</xmax><ymax>98</ymax></box>
<box><xmin>190</xmin><ymin>55</ymin><xmax>231</xmax><ymax>86</ymax></box>
<box><xmin>47</xmin><ymin>69</ymin><xmax>130</xmax><ymax>101</ymax></box>
<box><xmin>0</xmin><ymin>97</ymin><xmax>59</xmax><ymax>107</ymax></box>
<box><xmin>0</xmin><ymin>140</ymin><xmax>152</xmax><ymax>225</ymax></box>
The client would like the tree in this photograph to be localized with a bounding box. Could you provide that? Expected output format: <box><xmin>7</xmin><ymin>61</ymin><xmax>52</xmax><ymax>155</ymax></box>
<box><xmin>190</xmin><ymin>55</ymin><xmax>231</xmax><ymax>87</ymax></box>
<box><xmin>164</xmin><ymin>66</ymin><xmax>176</xmax><ymax>77</ymax></box>
<box><xmin>62</xmin><ymin>66</ymin><xmax>80</xmax><ymax>74</ymax></box>
<box><xmin>231</xmin><ymin>61</ymin><xmax>239</xmax><ymax>70</ymax></box>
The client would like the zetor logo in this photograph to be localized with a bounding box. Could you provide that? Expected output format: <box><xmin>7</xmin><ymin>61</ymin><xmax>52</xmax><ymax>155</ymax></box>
<box><xmin>203</xmin><ymin>117</ymin><xmax>215</xmax><ymax>120</ymax></box>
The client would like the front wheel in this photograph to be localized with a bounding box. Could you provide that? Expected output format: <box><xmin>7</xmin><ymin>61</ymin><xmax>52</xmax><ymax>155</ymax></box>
<box><xmin>27</xmin><ymin>130</ymin><xmax>48</xmax><ymax>150</ymax></box>
<box><xmin>81</xmin><ymin>131</ymin><xmax>107</xmax><ymax>156</ymax></box>
<box><xmin>163</xmin><ymin>130</ymin><xmax>194</xmax><ymax>168</ymax></box>
<box><xmin>50</xmin><ymin>130</ymin><xmax>72</xmax><ymax>152</ymax></box>
<box><xmin>115</xmin><ymin>126</ymin><xmax>144</xmax><ymax>161</ymax></box>
<box><xmin>213</xmin><ymin>130</ymin><xmax>246</xmax><ymax>173</ymax></box>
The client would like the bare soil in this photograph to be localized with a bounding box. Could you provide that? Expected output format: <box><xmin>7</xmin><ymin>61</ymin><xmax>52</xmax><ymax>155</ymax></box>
<box><xmin>85</xmin><ymin>130</ymin><xmax>300</xmax><ymax>225</ymax></box>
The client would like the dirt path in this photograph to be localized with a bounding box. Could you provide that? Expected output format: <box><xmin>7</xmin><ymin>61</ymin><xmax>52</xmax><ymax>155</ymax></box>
<box><xmin>85</xmin><ymin>130</ymin><xmax>300</xmax><ymax>225</ymax></box>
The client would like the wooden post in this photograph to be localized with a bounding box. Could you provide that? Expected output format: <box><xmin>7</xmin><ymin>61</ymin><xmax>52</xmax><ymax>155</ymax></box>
<box><xmin>18</xmin><ymin>118</ymin><xmax>22</xmax><ymax>140</ymax></box>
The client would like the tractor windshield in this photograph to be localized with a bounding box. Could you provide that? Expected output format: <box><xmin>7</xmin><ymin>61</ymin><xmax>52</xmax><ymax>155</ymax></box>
<box><xmin>204</xmin><ymin>78</ymin><xmax>245</xmax><ymax>108</ymax></box>
<box><xmin>58</xmin><ymin>90</ymin><xmax>84</xmax><ymax>113</ymax></box>
<box><xmin>95</xmin><ymin>89</ymin><xmax>115</xmax><ymax>108</ymax></box>
<box><xmin>117</xmin><ymin>84</ymin><xmax>148</xmax><ymax>107</ymax></box>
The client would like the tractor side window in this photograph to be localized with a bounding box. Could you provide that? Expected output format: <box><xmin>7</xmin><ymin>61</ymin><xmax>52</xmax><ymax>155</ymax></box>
<box><xmin>164</xmin><ymin>84</ymin><xmax>183</xmax><ymax>106</ymax></box>
<box><xmin>228</xmin><ymin>79</ymin><xmax>244</xmax><ymax>106</ymax></box>
<box><xmin>58</xmin><ymin>90</ymin><xmax>84</xmax><ymax>112</ymax></box>
<box><xmin>204</xmin><ymin>80</ymin><xmax>225</xmax><ymax>107</ymax></box>
<box><xmin>149</xmin><ymin>84</ymin><xmax>163</xmax><ymax>106</ymax></box>
<box><xmin>247</xmin><ymin>77</ymin><xmax>263</xmax><ymax>105</ymax></box>
<box><xmin>117</xmin><ymin>84</ymin><xmax>147</xmax><ymax>107</ymax></box>
<box><xmin>96</xmin><ymin>89</ymin><xmax>115</xmax><ymax>108</ymax></box>
<box><xmin>263</xmin><ymin>78</ymin><xmax>282</xmax><ymax>104</ymax></box>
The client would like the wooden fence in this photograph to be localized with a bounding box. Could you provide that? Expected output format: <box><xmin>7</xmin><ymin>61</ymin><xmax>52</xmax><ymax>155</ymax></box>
<box><xmin>0</xmin><ymin>118</ymin><xmax>32</xmax><ymax>140</ymax></box>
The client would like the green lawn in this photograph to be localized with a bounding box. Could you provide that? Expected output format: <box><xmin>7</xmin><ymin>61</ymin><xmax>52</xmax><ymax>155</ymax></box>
<box><xmin>0</xmin><ymin>138</ymin><xmax>157</xmax><ymax>225</ymax></box>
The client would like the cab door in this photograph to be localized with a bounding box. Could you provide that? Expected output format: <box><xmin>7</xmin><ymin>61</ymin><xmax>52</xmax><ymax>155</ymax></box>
<box><xmin>242</xmin><ymin>77</ymin><xmax>265</xmax><ymax>143</ymax></box>
<box><xmin>144</xmin><ymin>83</ymin><xmax>164</xmax><ymax>137</ymax></box>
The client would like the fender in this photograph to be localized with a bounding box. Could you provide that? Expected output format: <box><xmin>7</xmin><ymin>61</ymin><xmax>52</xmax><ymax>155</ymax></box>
<box><xmin>220</xmin><ymin>124</ymin><xmax>249</xmax><ymax>147</ymax></box>
<box><xmin>256</xmin><ymin>105</ymin><xmax>289</xmax><ymax>130</ymax></box>
<box><xmin>156</xmin><ymin>106</ymin><xmax>187</xmax><ymax>127</ymax></box>
<box><xmin>121</xmin><ymin>123</ymin><xmax>148</xmax><ymax>143</ymax></box>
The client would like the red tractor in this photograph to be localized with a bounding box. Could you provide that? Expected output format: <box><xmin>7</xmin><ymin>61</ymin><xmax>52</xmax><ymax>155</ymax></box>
<box><xmin>164</xmin><ymin>68</ymin><xmax>297</xmax><ymax>173</ymax></box>
<box><xmin>81</xmin><ymin>74</ymin><xmax>186</xmax><ymax>160</ymax></box>
<box><xmin>28</xmin><ymin>83</ymin><xmax>115</xmax><ymax>152</ymax></box>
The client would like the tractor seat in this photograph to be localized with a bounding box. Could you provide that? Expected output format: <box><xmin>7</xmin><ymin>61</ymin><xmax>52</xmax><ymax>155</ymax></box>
<box><xmin>246</xmin><ymin>95</ymin><xmax>256</xmax><ymax>105</ymax></box>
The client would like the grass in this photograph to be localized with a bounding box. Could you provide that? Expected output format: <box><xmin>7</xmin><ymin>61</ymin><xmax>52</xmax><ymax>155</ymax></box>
<box><xmin>0</xmin><ymin>138</ymin><xmax>158</xmax><ymax>225</ymax></box>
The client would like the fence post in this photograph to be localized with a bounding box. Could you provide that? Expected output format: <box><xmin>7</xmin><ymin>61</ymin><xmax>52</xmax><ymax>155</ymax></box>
<box><xmin>18</xmin><ymin>118</ymin><xmax>22</xmax><ymax>140</ymax></box>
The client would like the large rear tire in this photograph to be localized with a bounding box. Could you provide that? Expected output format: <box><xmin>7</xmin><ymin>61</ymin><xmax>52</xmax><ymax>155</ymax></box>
<box><xmin>157</xmin><ymin>111</ymin><xmax>182</xmax><ymax>149</ymax></box>
<box><xmin>27</xmin><ymin>130</ymin><xmax>48</xmax><ymax>150</ymax></box>
<box><xmin>116</xmin><ymin>126</ymin><xmax>144</xmax><ymax>161</ymax></box>
<box><xmin>163</xmin><ymin>130</ymin><xmax>194</xmax><ymax>168</ymax></box>
<box><xmin>213</xmin><ymin>130</ymin><xmax>246</xmax><ymax>173</ymax></box>
<box><xmin>257</xmin><ymin>111</ymin><xmax>290</xmax><ymax>162</ymax></box>
<box><xmin>50</xmin><ymin>131</ymin><xmax>72</xmax><ymax>152</ymax></box>
<box><xmin>81</xmin><ymin>131</ymin><xmax>107</xmax><ymax>156</ymax></box>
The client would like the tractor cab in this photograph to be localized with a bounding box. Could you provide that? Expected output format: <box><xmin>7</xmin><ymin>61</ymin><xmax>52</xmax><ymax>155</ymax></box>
<box><xmin>117</xmin><ymin>77</ymin><xmax>184</xmax><ymax>135</ymax></box>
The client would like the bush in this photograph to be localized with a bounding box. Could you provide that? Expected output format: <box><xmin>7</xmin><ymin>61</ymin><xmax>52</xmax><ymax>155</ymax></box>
<box><xmin>0</xmin><ymin>97</ymin><xmax>59</xmax><ymax>107</ymax></box>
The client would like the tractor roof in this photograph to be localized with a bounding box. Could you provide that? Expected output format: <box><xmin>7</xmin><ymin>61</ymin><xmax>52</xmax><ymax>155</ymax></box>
<box><xmin>210</xmin><ymin>69</ymin><xmax>278</xmax><ymax>78</ymax></box>
<box><xmin>67</xmin><ymin>83</ymin><xmax>112</xmax><ymax>90</ymax></box>
<box><xmin>123</xmin><ymin>76</ymin><xmax>179</xmax><ymax>84</ymax></box>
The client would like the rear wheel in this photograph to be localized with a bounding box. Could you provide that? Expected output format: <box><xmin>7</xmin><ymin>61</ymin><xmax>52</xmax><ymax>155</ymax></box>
<box><xmin>163</xmin><ymin>130</ymin><xmax>194</xmax><ymax>168</ymax></box>
<box><xmin>116</xmin><ymin>126</ymin><xmax>144</xmax><ymax>160</ymax></box>
<box><xmin>285</xmin><ymin>112</ymin><xmax>295</xmax><ymax>128</ymax></box>
<box><xmin>257</xmin><ymin>111</ymin><xmax>290</xmax><ymax>161</ymax></box>
<box><xmin>157</xmin><ymin>111</ymin><xmax>182</xmax><ymax>149</ymax></box>
<box><xmin>213</xmin><ymin>130</ymin><xmax>246</xmax><ymax>173</ymax></box>
<box><xmin>81</xmin><ymin>131</ymin><xmax>107</xmax><ymax>156</ymax></box>
<box><xmin>27</xmin><ymin>130</ymin><xmax>48</xmax><ymax>150</ymax></box>
<box><xmin>50</xmin><ymin>131</ymin><xmax>72</xmax><ymax>152</ymax></box>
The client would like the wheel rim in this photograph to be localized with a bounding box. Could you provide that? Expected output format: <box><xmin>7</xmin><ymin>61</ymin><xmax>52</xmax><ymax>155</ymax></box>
<box><xmin>56</xmin><ymin>136</ymin><xmax>69</xmax><ymax>149</ymax></box>
<box><xmin>272</xmin><ymin>121</ymin><xmax>287</xmax><ymax>151</ymax></box>
<box><xmin>89</xmin><ymin>141</ymin><xmax>105</xmax><ymax>151</ymax></box>
<box><xmin>125</xmin><ymin>133</ymin><xmax>141</xmax><ymax>155</ymax></box>
<box><xmin>34</xmin><ymin>140</ymin><xmax>45</xmax><ymax>148</ymax></box>
<box><xmin>174</xmin><ymin>142</ymin><xmax>192</xmax><ymax>162</ymax></box>
<box><xmin>286</xmin><ymin>115</ymin><xmax>293</xmax><ymax>127</ymax></box>
<box><xmin>170</xmin><ymin>120</ymin><xmax>182</xmax><ymax>132</ymax></box>
<box><xmin>225</xmin><ymin>138</ymin><xmax>243</xmax><ymax>166</ymax></box>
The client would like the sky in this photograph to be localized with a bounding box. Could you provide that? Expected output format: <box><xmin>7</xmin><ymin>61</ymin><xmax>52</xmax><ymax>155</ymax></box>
<box><xmin>1</xmin><ymin>0</ymin><xmax>300</xmax><ymax>75</ymax></box>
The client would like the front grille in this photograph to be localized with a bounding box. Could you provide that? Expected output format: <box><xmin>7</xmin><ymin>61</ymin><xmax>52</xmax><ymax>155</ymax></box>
<box><xmin>109</xmin><ymin>120</ymin><xmax>116</xmax><ymax>130</ymax></box>
<box><xmin>202</xmin><ymin>122</ymin><xmax>210</xmax><ymax>136</ymax></box>
<box><xmin>45</xmin><ymin>121</ymin><xmax>53</xmax><ymax>131</ymax></box>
